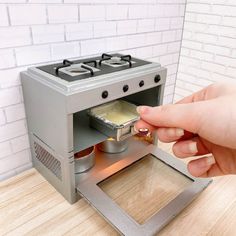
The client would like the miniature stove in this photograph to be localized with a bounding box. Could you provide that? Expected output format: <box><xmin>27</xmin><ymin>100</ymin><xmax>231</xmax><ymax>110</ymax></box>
<box><xmin>21</xmin><ymin>53</ymin><xmax>211</xmax><ymax>236</ymax></box>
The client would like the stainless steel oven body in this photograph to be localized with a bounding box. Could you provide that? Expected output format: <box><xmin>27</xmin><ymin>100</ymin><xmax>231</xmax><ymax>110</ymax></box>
<box><xmin>21</xmin><ymin>56</ymin><xmax>211</xmax><ymax>236</ymax></box>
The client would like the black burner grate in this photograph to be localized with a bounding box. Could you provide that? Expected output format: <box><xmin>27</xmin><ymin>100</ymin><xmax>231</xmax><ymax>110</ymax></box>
<box><xmin>98</xmin><ymin>53</ymin><xmax>132</xmax><ymax>67</ymax></box>
<box><xmin>37</xmin><ymin>53</ymin><xmax>151</xmax><ymax>82</ymax></box>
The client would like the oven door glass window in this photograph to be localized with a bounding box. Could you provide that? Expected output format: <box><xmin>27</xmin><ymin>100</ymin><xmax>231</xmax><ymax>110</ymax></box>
<box><xmin>77</xmin><ymin>145</ymin><xmax>211</xmax><ymax>235</ymax></box>
<box><xmin>98</xmin><ymin>154</ymin><xmax>193</xmax><ymax>225</ymax></box>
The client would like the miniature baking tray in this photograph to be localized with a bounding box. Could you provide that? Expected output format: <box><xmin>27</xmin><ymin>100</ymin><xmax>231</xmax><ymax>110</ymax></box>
<box><xmin>88</xmin><ymin>100</ymin><xmax>140</xmax><ymax>141</ymax></box>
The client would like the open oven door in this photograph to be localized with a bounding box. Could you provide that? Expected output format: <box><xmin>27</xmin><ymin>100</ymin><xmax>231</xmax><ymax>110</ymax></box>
<box><xmin>76</xmin><ymin>144</ymin><xmax>212</xmax><ymax>236</ymax></box>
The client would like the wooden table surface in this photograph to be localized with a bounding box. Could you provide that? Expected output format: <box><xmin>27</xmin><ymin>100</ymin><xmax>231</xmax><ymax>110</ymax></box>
<box><xmin>1</xmin><ymin>142</ymin><xmax>236</xmax><ymax>236</ymax></box>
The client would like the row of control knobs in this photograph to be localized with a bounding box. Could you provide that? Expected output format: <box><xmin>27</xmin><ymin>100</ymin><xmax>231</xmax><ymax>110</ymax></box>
<box><xmin>102</xmin><ymin>74</ymin><xmax>161</xmax><ymax>99</ymax></box>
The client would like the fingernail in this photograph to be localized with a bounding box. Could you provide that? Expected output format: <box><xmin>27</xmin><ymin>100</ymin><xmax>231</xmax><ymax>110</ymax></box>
<box><xmin>188</xmin><ymin>142</ymin><xmax>198</xmax><ymax>154</ymax></box>
<box><xmin>167</xmin><ymin>128</ymin><xmax>184</xmax><ymax>137</ymax></box>
<box><xmin>206</xmin><ymin>156</ymin><xmax>215</xmax><ymax>166</ymax></box>
<box><xmin>175</xmin><ymin>128</ymin><xmax>184</xmax><ymax>137</ymax></box>
<box><xmin>197</xmin><ymin>156</ymin><xmax>216</xmax><ymax>168</ymax></box>
<box><xmin>136</xmin><ymin>106</ymin><xmax>150</xmax><ymax>114</ymax></box>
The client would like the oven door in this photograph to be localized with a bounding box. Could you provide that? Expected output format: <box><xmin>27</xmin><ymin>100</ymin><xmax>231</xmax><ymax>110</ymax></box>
<box><xmin>76</xmin><ymin>144</ymin><xmax>211</xmax><ymax>236</ymax></box>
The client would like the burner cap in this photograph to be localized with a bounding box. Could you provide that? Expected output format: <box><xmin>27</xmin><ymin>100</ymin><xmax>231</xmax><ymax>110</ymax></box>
<box><xmin>107</xmin><ymin>57</ymin><xmax>127</xmax><ymax>65</ymax></box>
<box><xmin>67</xmin><ymin>65</ymin><xmax>88</xmax><ymax>74</ymax></box>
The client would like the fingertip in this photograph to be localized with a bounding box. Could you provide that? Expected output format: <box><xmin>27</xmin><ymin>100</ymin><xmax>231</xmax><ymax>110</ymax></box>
<box><xmin>187</xmin><ymin>156</ymin><xmax>215</xmax><ymax>177</ymax></box>
<box><xmin>137</xmin><ymin>102</ymin><xmax>206</xmax><ymax>135</ymax></box>
<box><xmin>173</xmin><ymin>141</ymin><xmax>198</xmax><ymax>157</ymax></box>
<box><xmin>136</xmin><ymin>106</ymin><xmax>151</xmax><ymax>115</ymax></box>
<box><xmin>166</xmin><ymin>128</ymin><xmax>184</xmax><ymax>137</ymax></box>
<box><xmin>157</xmin><ymin>127</ymin><xmax>184</xmax><ymax>143</ymax></box>
<box><xmin>187</xmin><ymin>162</ymin><xmax>207</xmax><ymax>177</ymax></box>
<box><xmin>175</xmin><ymin>128</ymin><xmax>185</xmax><ymax>137</ymax></box>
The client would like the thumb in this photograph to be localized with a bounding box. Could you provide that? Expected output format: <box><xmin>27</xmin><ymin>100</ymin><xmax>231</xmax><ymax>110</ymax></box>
<box><xmin>136</xmin><ymin>101</ymin><xmax>211</xmax><ymax>134</ymax></box>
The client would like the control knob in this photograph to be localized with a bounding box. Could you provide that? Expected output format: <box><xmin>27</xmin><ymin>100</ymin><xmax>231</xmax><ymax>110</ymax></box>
<box><xmin>139</xmin><ymin>80</ymin><xmax>144</xmax><ymax>87</ymax></box>
<box><xmin>101</xmin><ymin>91</ymin><xmax>108</xmax><ymax>99</ymax></box>
<box><xmin>123</xmin><ymin>85</ymin><xmax>129</xmax><ymax>93</ymax></box>
<box><xmin>154</xmin><ymin>75</ymin><xmax>161</xmax><ymax>83</ymax></box>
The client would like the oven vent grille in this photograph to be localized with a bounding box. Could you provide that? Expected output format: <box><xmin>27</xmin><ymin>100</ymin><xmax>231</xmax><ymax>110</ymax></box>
<box><xmin>34</xmin><ymin>142</ymin><xmax>62</xmax><ymax>180</ymax></box>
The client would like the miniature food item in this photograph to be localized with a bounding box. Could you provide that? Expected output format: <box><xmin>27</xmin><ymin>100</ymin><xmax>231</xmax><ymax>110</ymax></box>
<box><xmin>104</xmin><ymin>111</ymin><xmax>137</xmax><ymax>125</ymax></box>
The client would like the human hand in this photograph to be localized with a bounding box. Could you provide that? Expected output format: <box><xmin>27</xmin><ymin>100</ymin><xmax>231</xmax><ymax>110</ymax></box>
<box><xmin>135</xmin><ymin>82</ymin><xmax>236</xmax><ymax>178</ymax></box>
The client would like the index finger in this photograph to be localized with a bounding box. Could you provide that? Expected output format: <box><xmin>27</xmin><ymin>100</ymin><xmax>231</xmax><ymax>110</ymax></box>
<box><xmin>136</xmin><ymin>100</ymin><xmax>212</xmax><ymax>134</ymax></box>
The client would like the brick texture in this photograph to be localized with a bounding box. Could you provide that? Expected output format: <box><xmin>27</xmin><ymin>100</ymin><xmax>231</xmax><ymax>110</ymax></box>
<box><xmin>175</xmin><ymin>0</ymin><xmax>236</xmax><ymax>101</ymax></box>
<box><xmin>0</xmin><ymin>1</ymin><xmax>186</xmax><ymax>180</ymax></box>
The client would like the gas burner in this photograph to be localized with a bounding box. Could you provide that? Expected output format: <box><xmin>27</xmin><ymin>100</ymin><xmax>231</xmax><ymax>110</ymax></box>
<box><xmin>69</xmin><ymin>67</ymin><xmax>88</xmax><ymax>74</ymax></box>
<box><xmin>106</xmin><ymin>57</ymin><xmax>128</xmax><ymax>65</ymax></box>
<box><xmin>59</xmin><ymin>63</ymin><xmax>100</xmax><ymax>77</ymax></box>
<box><xmin>99</xmin><ymin>53</ymin><xmax>134</xmax><ymax>68</ymax></box>
<box><xmin>37</xmin><ymin>53</ymin><xmax>152</xmax><ymax>82</ymax></box>
<box><xmin>55</xmin><ymin>59</ymin><xmax>99</xmax><ymax>77</ymax></box>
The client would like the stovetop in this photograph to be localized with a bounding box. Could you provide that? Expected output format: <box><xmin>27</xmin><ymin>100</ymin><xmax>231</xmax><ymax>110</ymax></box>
<box><xmin>37</xmin><ymin>53</ymin><xmax>151</xmax><ymax>83</ymax></box>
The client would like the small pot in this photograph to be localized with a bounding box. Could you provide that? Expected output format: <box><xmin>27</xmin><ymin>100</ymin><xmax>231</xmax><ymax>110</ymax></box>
<box><xmin>97</xmin><ymin>139</ymin><xmax>128</xmax><ymax>154</ymax></box>
<box><xmin>74</xmin><ymin>146</ymin><xmax>95</xmax><ymax>173</ymax></box>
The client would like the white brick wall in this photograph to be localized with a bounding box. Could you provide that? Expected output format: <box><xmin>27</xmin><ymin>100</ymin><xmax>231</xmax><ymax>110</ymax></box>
<box><xmin>0</xmin><ymin>5</ymin><xmax>9</xmax><ymax>26</ymax></box>
<box><xmin>80</xmin><ymin>5</ymin><xmax>106</xmax><ymax>22</ymax></box>
<box><xmin>175</xmin><ymin>0</ymin><xmax>236</xmax><ymax>101</ymax></box>
<box><xmin>65</xmin><ymin>23</ymin><xmax>93</xmax><ymax>40</ymax></box>
<box><xmin>0</xmin><ymin>49</ymin><xmax>16</xmax><ymax>69</ymax></box>
<box><xmin>47</xmin><ymin>5</ymin><xmax>79</xmax><ymax>23</ymax></box>
<box><xmin>9</xmin><ymin>5</ymin><xmax>47</xmax><ymax>25</ymax></box>
<box><xmin>0</xmin><ymin>27</ymin><xmax>31</xmax><ymax>48</ymax></box>
<box><xmin>0</xmin><ymin>0</ymin><xmax>186</xmax><ymax>181</ymax></box>
<box><xmin>32</xmin><ymin>25</ymin><xmax>64</xmax><ymax>44</ymax></box>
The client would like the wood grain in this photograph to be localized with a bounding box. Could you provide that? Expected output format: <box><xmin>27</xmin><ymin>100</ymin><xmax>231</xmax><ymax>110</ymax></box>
<box><xmin>1</xmin><ymin>142</ymin><xmax>236</xmax><ymax>236</ymax></box>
